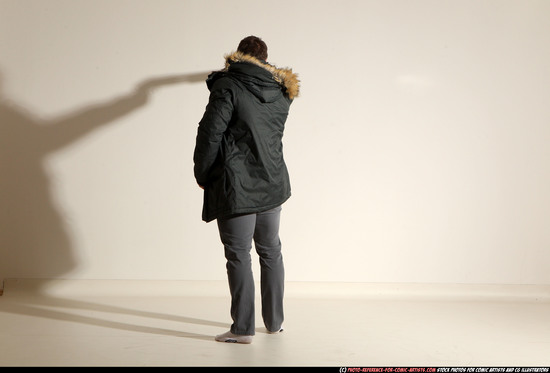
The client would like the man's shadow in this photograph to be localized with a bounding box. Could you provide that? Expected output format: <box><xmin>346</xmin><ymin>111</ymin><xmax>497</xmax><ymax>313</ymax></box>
<box><xmin>0</xmin><ymin>70</ymin><xmax>227</xmax><ymax>340</ymax></box>
<box><xmin>0</xmin><ymin>71</ymin><xmax>207</xmax><ymax>284</ymax></box>
<box><xmin>0</xmin><ymin>288</ymin><xmax>225</xmax><ymax>341</ymax></box>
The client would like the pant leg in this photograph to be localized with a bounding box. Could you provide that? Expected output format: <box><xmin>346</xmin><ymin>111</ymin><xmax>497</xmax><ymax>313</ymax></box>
<box><xmin>253</xmin><ymin>206</ymin><xmax>284</xmax><ymax>332</ymax></box>
<box><xmin>217</xmin><ymin>213</ymin><xmax>256</xmax><ymax>335</ymax></box>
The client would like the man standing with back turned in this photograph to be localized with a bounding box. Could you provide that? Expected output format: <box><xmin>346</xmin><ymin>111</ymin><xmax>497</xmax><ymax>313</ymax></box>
<box><xmin>193</xmin><ymin>36</ymin><xmax>300</xmax><ymax>344</ymax></box>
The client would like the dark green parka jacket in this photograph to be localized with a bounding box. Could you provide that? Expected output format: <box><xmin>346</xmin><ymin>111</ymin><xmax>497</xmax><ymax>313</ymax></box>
<box><xmin>193</xmin><ymin>52</ymin><xmax>300</xmax><ymax>222</ymax></box>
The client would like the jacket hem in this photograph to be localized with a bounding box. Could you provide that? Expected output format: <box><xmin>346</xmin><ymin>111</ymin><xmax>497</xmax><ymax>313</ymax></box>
<box><xmin>202</xmin><ymin>196</ymin><xmax>290</xmax><ymax>223</ymax></box>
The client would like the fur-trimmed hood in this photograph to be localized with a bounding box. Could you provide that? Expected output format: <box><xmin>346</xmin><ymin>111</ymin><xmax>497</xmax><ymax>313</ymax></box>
<box><xmin>222</xmin><ymin>51</ymin><xmax>300</xmax><ymax>100</ymax></box>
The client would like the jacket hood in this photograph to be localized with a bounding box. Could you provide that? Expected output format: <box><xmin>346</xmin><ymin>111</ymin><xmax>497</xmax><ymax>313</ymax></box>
<box><xmin>207</xmin><ymin>51</ymin><xmax>300</xmax><ymax>101</ymax></box>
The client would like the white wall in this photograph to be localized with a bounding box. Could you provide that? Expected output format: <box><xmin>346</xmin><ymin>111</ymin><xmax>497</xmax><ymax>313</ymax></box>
<box><xmin>1</xmin><ymin>0</ymin><xmax>549</xmax><ymax>286</ymax></box>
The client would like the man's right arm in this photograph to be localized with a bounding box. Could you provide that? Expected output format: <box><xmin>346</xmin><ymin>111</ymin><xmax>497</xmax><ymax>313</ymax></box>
<box><xmin>193</xmin><ymin>86</ymin><xmax>234</xmax><ymax>187</ymax></box>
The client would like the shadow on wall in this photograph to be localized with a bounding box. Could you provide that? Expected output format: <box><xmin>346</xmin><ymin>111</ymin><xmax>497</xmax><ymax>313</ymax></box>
<box><xmin>0</xmin><ymin>71</ymin><xmax>209</xmax><ymax>291</ymax></box>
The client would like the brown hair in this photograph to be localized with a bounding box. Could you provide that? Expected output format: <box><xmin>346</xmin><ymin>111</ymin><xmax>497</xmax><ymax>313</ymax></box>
<box><xmin>237</xmin><ymin>36</ymin><xmax>268</xmax><ymax>61</ymax></box>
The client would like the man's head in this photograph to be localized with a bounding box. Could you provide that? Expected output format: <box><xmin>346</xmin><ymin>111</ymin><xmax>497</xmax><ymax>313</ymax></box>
<box><xmin>237</xmin><ymin>36</ymin><xmax>268</xmax><ymax>61</ymax></box>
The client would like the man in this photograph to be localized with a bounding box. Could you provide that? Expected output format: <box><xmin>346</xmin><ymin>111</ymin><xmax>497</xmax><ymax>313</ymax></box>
<box><xmin>193</xmin><ymin>36</ymin><xmax>299</xmax><ymax>343</ymax></box>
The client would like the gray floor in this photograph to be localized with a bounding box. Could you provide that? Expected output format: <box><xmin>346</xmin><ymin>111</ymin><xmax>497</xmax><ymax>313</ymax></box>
<box><xmin>0</xmin><ymin>279</ymin><xmax>549</xmax><ymax>367</ymax></box>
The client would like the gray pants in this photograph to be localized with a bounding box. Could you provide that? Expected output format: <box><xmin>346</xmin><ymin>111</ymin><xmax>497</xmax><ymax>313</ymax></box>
<box><xmin>217</xmin><ymin>206</ymin><xmax>284</xmax><ymax>335</ymax></box>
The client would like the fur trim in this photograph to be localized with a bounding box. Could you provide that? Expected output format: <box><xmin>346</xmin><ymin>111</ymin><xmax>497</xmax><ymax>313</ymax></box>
<box><xmin>224</xmin><ymin>51</ymin><xmax>300</xmax><ymax>99</ymax></box>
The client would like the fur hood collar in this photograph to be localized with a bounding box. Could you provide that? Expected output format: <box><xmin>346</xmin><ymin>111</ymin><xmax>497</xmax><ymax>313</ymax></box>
<box><xmin>223</xmin><ymin>51</ymin><xmax>300</xmax><ymax>99</ymax></box>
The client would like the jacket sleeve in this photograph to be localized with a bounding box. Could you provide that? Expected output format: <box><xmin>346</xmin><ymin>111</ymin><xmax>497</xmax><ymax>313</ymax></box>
<box><xmin>193</xmin><ymin>86</ymin><xmax>234</xmax><ymax>186</ymax></box>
